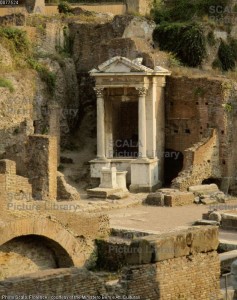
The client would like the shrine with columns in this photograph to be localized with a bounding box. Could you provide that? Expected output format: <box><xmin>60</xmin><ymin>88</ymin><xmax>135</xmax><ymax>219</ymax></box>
<box><xmin>89</xmin><ymin>56</ymin><xmax>170</xmax><ymax>193</ymax></box>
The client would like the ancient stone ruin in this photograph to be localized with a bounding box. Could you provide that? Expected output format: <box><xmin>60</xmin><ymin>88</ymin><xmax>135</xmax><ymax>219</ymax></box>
<box><xmin>2</xmin><ymin>0</ymin><xmax>237</xmax><ymax>299</ymax></box>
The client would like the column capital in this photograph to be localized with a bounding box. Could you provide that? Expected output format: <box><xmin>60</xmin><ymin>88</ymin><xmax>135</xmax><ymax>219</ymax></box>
<box><xmin>94</xmin><ymin>87</ymin><xmax>104</xmax><ymax>97</ymax></box>
<box><xmin>136</xmin><ymin>87</ymin><xmax>148</xmax><ymax>96</ymax></box>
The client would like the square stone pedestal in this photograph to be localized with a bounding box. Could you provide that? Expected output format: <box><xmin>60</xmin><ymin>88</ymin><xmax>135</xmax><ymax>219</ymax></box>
<box><xmin>87</xmin><ymin>166</ymin><xmax>129</xmax><ymax>199</ymax></box>
<box><xmin>90</xmin><ymin>159</ymin><xmax>111</xmax><ymax>178</ymax></box>
<box><xmin>129</xmin><ymin>158</ymin><xmax>161</xmax><ymax>193</ymax></box>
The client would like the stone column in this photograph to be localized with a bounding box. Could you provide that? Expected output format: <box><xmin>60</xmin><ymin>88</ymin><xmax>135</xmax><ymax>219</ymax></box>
<box><xmin>94</xmin><ymin>87</ymin><xmax>105</xmax><ymax>159</ymax></box>
<box><xmin>136</xmin><ymin>87</ymin><xmax>148</xmax><ymax>158</ymax></box>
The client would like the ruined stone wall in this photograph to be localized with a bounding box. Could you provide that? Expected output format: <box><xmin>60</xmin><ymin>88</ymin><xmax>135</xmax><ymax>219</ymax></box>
<box><xmin>0</xmin><ymin>160</ymin><xmax>32</xmax><ymax>205</ymax></box>
<box><xmin>69</xmin><ymin>16</ymin><xmax>155</xmax><ymax>73</ymax></box>
<box><xmin>172</xmin><ymin>129</ymin><xmax>220</xmax><ymax>190</ymax></box>
<box><xmin>124</xmin><ymin>252</ymin><xmax>220</xmax><ymax>300</ymax></box>
<box><xmin>165</xmin><ymin>76</ymin><xmax>233</xmax><ymax>190</ymax></box>
<box><xmin>0</xmin><ymin>227</ymin><xmax>221</xmax><ymax>299</ymax></box>
<box><xmin>26</xmin><ymin>135</ymin><xmax>57</xmax><ymax>200</ymax></box>
<box><xmin>0</xmin><ymin>268</ymin><xmax>107</xmax><ymax>295</ymax></box>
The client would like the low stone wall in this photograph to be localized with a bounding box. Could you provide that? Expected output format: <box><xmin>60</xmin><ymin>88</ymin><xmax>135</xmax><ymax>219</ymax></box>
<box><xmin>0</xmin><ymin>226</ymin><xmax>221</xmax><ymax>299</ymax></box>
<box><xmin>0</xmin><ymin>268</ymin><xmax>107</xmax><ymax>295</ymax></box>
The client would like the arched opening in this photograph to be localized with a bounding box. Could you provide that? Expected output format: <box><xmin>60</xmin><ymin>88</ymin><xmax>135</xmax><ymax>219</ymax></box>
<box><xmin>164</xmin><ymin>149</ymin><xmax>184</xmax><ymax>186</ymax></box>
<box><xmin>0</xmin><ymin>235</ymin><xmax>74</xmax><ymax>280</ymax></box>
<box><xmin>202</xmin><ymin>178</ymin><xmax>222</xmax><ymax>189</ymax></box>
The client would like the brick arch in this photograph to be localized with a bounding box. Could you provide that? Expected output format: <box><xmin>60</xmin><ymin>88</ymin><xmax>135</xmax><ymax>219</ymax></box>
<box><xmin>0</xmin><ymin>217</ymin><xmax>85</xmax><ymax>267</ymax></box>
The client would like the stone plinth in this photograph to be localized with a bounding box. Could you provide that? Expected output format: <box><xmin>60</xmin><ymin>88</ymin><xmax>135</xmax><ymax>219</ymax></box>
<box><xmin>99</xmin><ymin>167</ymin><xmax>118</xmax><ymax>189</ymax></box>
<box><xmin>129</xmin><ymin>158</ymin><xmax>160</xmax><ymax>192</ymax></box>
<box><xmin>116</xmin><ymin>171</ymin><xmax>128</xmax><ymax>190</ymax></box>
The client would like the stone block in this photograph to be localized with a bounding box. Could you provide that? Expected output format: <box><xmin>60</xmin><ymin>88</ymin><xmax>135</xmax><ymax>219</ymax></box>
<box><xmin>155</xmin><ymin>188</ymin><xmax>194</xmax><ymax>206</ymax></box>
<box><xmin>126</xmin><ymin>239</ymin><xmax>153</xmax><ymax>265</ymax></box>
<box><xmin>194</xmin><ymin>220</ymin><xmax>219</xmax><ymax>226</ymax></box>
<box><xmin>144</xmin><ymin>192</ymin><xmax>164</xmax><ymax>206</ymax></box>
<box><xmin>188</xmin><ymin>184</ymin><xmax>219</xmax><ymax>196</ymax></box>
<box><xmin>99</xmin><ymin>167</ymin><xmax>118</xmax><ymax>189</ymax></box>
<box><xmin>87</xmin><ymin>187</ymin><xmax>124</xmax><ymax>199</ymax></box>
<box><xmin>190</xmin><ymin>226</ymin><xmax>219</xmax><ymax>254</ymax></box>
<box><xmin>164</xmin><ymin>191</ymin><xmax>194</xmax><ymax>207</ymax></box>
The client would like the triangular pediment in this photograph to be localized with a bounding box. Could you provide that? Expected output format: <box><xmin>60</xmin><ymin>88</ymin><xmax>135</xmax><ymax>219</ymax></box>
<box><xmin>90</xmin><ymin>56</ymin><xmax>154</xmax><ymax>73</ymax></box>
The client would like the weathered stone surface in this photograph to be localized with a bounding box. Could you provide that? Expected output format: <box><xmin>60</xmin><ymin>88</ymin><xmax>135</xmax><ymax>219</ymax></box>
<box><xmin>210</xmin><ymin>191</ymin><xmax>226</xmax><ymax>203</ymax></box>
<box><xmin>107</xmin><ymin>191</ymin><xmax>129</xmax><ymax>200</ymax></box>
<box><xmin>200</xmin><ymin>197</ymin><xmax>217</xmax><ymax>205</ymax></box>
<box><xmin>27</xmin><ymin>135</ymin><xmax>57</xmax><ymax>201</ymax></box>
<box><xmin>153</xmin><ymin>189</ymin><xmax>195</xmax><ymax>206</ymax></box>
<box><xmin>127</xmin><ymin>226</ymin><xmax>219</xmax><ymax>263</ymax></box>
<box><xmin>209</xmin><ymin>211</ymin><xmax>222</xmax><ymax>222</ymax></box>
<box><xmin>87</xmin><ymin>187</ymin><xmax>124</xmax><ymax>198</ymax></box>
<box><xmin>189</xmin><ymin>184</ymin><xmax>219</xmax><ymax>195</ymax></box>
<box><xmin>57</xmin><ymin>171</ymin><xmax>80</xmax><ymax>201</ymax></box>
<box><xmin>194</xmin><ymin>219</ymin><xmax>219</xmax><ymax>226</ymax></box>
<box><xmin>190</xmin><ymin>226</ymin><xmax>219</xmax><ymax>254</ymax></box>
<box><xmin>126</xmin><ymin>239</ymin><xmax>153</xmax><ymax>265</ymax></box>
<box><xmin>221</xmin><ymin>213</ymin><xmax>237</xmax><ymax>230</ymax></box>
<box><xmin>144</xmin><ymin>192</ymin><xmax>164</xmax><ymax>206</ymax></box>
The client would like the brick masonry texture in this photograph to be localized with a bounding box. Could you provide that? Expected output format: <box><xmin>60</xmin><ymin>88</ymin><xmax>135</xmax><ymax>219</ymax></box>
<box><xmin>27</xmin><ymin>135</ymin><xmax>57</xmax><ymax>201</ymax></box>
<box><xmin>0</xmin><ymin>227</ymin><xmax>221</xmax><ymax>299</ymax></box>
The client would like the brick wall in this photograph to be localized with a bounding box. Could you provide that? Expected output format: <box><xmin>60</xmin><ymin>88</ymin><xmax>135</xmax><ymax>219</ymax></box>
<box><xmin>27</xmin><ymin>135</ymin><xmax>57</xmax><ymax>201</ymax></box>
<box><xmin>0</xmin><ymin>160</ymin><xmax>32</xmax><ymax>205</ymax></box>
<box><xmin>0</xmin><ymin>227</ymin><xmax>221</xmax><ymax>299</ymax></box>
<box><xmin>166</xmin><ymin>76</ymin><xmax>235</xmax><ymax>191</ymax></box>
<box><xmin>172</xmin><ymin>129</ymin><xmax>220</xmax><ymax>190</ymax></box>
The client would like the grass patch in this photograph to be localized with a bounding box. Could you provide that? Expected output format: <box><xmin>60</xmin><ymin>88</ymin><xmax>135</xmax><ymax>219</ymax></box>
<box><xmin>151</xmin><ymin>0</ymin><xmax>229</xmax><ymax>23</ymax></box>
<box><xmin>0</xmin><ymin>27</ymin><xmax>31</xmax><ymax>67</ymax></box>
<box><xmin>0</xmin><ymin>78</ymin><xmax>14</xmax><ymax>93</ymax></box>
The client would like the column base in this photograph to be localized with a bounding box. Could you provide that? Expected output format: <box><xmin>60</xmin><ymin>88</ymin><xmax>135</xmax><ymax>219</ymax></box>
<box><xmin>129</xmin><ymin>182</ymin><xmax>162</xmax><ymax>193</ymax></box>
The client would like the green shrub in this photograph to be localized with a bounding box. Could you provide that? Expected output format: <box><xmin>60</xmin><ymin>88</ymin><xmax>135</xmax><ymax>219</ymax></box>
<box><xmin>218</xmin><ymin>40</ymin><xmax>235</xmax><ymax>71</ymax></box>
<box><xmin>229</xmin><ymin>38</ymin><xmax>237</xmax><ymax>60</ymax></box>
<box><xmin>0</xmin><ymin>78</ymin><xmax>14</xmax><ymax>93</ymax></box>
<box><xmin>207</xmin><ymin>31</ymin><xmax>216</xmax><ymax>46</ymax></box>
<box><xmin>212</xmin><ymin>58</ymin><xmax>222</xmax><ymax>69</ymax></box>
<box><xmin>153</xmin><ymin>22</ymin><xmax>206</xmax><ymax>67</ymax></box>
<box><xmin>151</xmin><ymin>0</ymin><xmax>229</xmax><ymax>23</ymax></box>
<box><xmin>0</xmin><ymin>27</ymin><xmax>31</xmax><ymax>67</ymax></box>
<box><xmin>0</xmin><ymin>27</ymin><xmax>30</xmax><ymax>54</ymax></box>
<box><xmin>58</xmin><ymin>1</ymin><xmax>72</xmax><ymax>14</ymax></box>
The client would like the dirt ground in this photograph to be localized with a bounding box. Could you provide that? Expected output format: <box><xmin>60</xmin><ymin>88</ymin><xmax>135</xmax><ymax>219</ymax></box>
<box><xmin>107</xmin><ymin>203</ymin><xmax>209</xmax><ymax>233</ymax></box>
